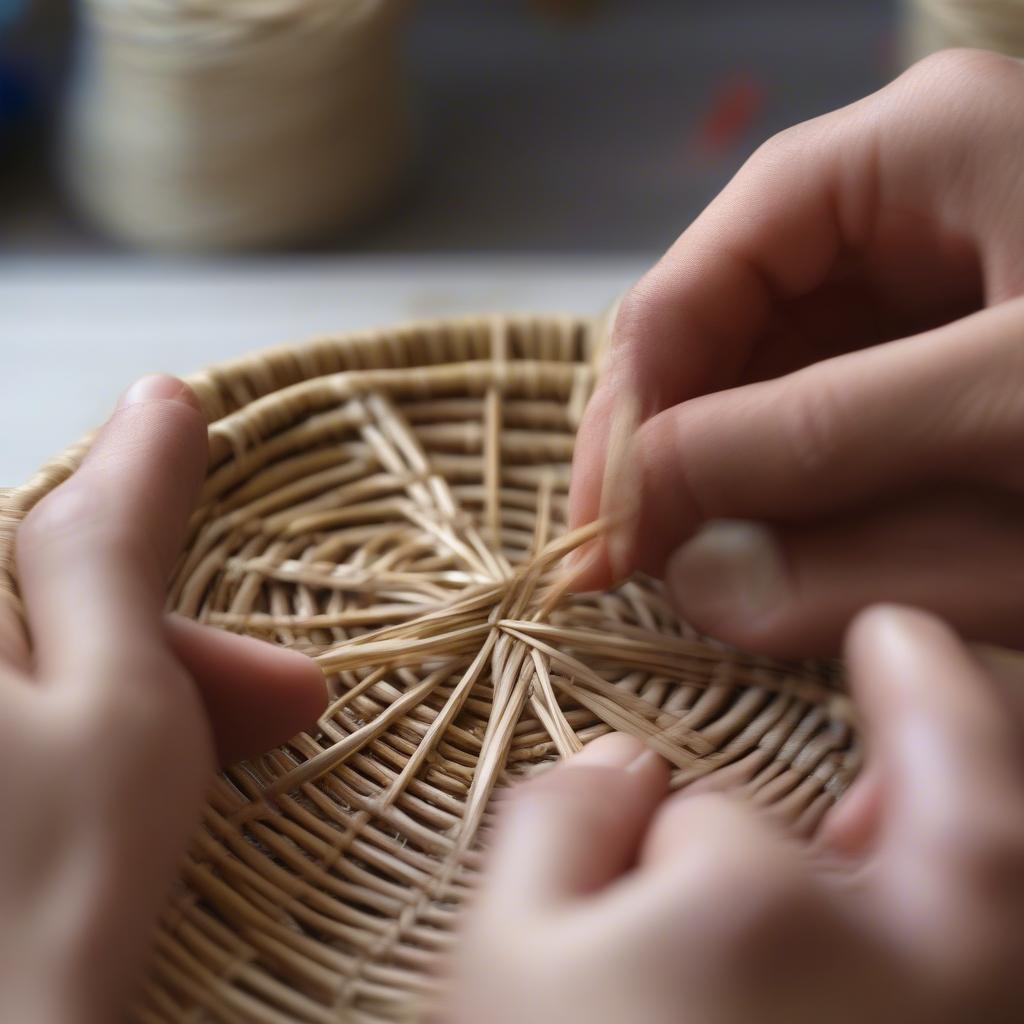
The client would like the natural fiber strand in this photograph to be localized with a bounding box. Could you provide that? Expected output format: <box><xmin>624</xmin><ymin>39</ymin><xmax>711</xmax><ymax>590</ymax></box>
<box><xmin>0</xmin><ymin>315</ymin><xmax>860</xmax><ymax>1022</ymax></box>
<box><xmin>63</xmin><ymin>0</ymin><xmax>409</xmax><ymax>249</ymax></box>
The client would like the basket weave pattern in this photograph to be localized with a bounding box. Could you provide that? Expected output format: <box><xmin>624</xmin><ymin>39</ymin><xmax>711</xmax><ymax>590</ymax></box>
<box><xmin>0</xmin><ymin>317</ymin><xmax>859</xmax><ymax>1022</ymax></box>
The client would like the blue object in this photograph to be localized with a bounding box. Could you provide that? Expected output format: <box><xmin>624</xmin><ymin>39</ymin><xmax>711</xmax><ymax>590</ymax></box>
<box><xmin>0</xmin><ymin>0</ymin><xmax>28</xmax><ymax>29</ymax></box>
<box><xmin>0</xmin><ymin>0</ymin><xmax>38</xmax><ymax>138</ymax></box>
<box><xmin>0</xmin><ymin>61</ymin><xmax>33</xmax><ymax>126</ymax></box>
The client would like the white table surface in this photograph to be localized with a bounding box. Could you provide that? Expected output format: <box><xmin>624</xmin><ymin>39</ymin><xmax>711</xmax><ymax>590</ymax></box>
<box><xmin>0</xmin><ymin>256</ymin><xmax>648</xmax><ymax>486</ymax></box>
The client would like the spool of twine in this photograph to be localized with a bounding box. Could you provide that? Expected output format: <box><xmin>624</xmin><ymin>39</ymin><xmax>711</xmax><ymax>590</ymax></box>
<box><xmin>905</xmin><ymin>0</ymin><xmax>1024</xmax><ymax>61</ymax></box>
<box><xmin>62</xmin><ymin>0</ymin><xmax>410</xmax><ymax>250</ymax></box>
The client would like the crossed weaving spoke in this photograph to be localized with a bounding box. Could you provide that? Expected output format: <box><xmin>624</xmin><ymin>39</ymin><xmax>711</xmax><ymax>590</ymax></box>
<box><xmin>133</xmin><ymin>328</ymin><xmax>859</xmax><ymax>1023</ymax></box>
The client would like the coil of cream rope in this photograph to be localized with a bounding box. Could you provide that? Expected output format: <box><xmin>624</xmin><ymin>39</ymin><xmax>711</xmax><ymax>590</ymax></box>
<box><xmin>906</xmin><ymin>0</ymin><xmax>1024</xmax><ymax>60</ymax></box>
<box><xmin>62</xmin><ymin>0</ymin><xmax>410</xmax><ymax>250</ymax></box>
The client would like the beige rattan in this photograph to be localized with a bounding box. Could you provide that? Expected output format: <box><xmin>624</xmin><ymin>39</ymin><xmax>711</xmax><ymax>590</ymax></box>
<box><xmin>0</xmin><ymin>316</ymin><xmax>860</xmax><ymax>1022</ymax></box>
<box><xmin>904</xmin><ymin>0</ymin><xmax>1024</xmax><ymax>60</ymax></box>
<box><xmin>63</xmin><ymin>0</ymin><xmax>409</xmax><ymax>250</ymax></box>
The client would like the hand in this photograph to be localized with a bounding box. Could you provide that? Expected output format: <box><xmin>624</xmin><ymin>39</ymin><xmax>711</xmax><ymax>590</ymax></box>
<box><xmin>570</xmin><ymin>48</ymin><xmax>1024</xmax><ymax>656</ymax></box>
<box><xmin>0</xmin><ymin>375</ymin><xmax>326</xmax><ymax>1023</ymax></box>
<box><xmin>454</xmin><ymin>606</ymin><xmax>1024</xmax><ymax>1024</ymax></box>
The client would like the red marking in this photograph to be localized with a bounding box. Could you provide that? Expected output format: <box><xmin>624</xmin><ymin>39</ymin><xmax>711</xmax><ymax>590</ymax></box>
<box><xmin>693</xmin><ymin>73</ymin><xmax>767</xmax><ymax>157</ymax></box>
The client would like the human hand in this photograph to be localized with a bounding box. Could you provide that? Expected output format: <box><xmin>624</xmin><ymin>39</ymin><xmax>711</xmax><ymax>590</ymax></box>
<box><xmin>570</xmin><ymin>48</ymin><xmax>1024</xmax><ymax>656</ymax></box>
<box><xmin>454</xmin><ymin>605</ymin><xmax>1024</xmax><ymax>1024</ymax></box>
<box><xmin>0</xmin><ymin>375</ymin><xmax>326</xmax><ymax>1023</ymax></box>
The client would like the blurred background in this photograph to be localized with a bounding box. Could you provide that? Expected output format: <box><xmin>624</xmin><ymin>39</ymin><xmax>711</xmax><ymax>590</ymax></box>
<box><xmin>1</xmin><ymin>0</ymin><xmax>919</xmax><ymax>482</ymax></box>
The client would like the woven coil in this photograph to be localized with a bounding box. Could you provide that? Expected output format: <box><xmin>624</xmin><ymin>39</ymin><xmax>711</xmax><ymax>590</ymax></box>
<box><xmin>0</xmin><ymin>316</ymin><xmax>860</xmax><ymax>1022</ymax></box>
<box><xmin>63</xmin><ymin>0</ymin><xmax>409</xmax><ymax>250</ymax></box>
<box><xmin>905</xmin><ymin>0</ymin><xmax>1024</xmax><ymax>60</ymax></box>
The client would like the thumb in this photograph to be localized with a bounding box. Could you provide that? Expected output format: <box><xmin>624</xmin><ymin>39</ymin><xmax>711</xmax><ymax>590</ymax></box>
<box><xmin>479</xmin><ymin>734</ymin><xmax>668</xmax><ymax>920</ymax></box>
<box><xmin>579</xmin><ymin>297</ymin><xmax>1024</xmax><ymax>591</ymax></box>
<box><xmin>845</xmin><ymin>605</ymin><xmax>1024</xmax><ymax>926</ymax></box>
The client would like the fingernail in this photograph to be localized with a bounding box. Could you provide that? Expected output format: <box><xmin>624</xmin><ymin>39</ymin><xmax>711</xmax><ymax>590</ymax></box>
<box><xmin>119</xmin><ymin>374</ymin><xmax>198</xmax><ymax>409</ymax></box>
<box><xmin>572</xmin><ymin>732</ymin><xmax>654</xmax><ymax>772</ymax></box>
<box><xmin>666</xmin><ymin>520</ymin><xmax>788</xmax><ymax>624</ymax></box>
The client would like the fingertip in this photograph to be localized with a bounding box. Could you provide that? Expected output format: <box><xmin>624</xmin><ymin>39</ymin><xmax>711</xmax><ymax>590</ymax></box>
<box><xmin>561</xmin><ymin>538</ymin><xmax>615</xmax><ymax>593</ymax></box>
<box><xmin>524</xmin><ymin>732</ymin><xmax>668</xmax><ymax>797</ymax></box>
<box><xmin>118</xmin><ymin>374</ymin><xmax>201</xmax><ymax>413</ymax></box>
<box><xmin>843</xmin><ymin>602</ymin><xmax>1024</xmax><ymax>874</ymax></box>
<box><xmin>260</xmin><ymin>639</ymin><xmax>330</xmax><ymax>715</ymax></box>
<box><xmin>570</xmin><ymin>732</ymin><xmax>668</xmax><ymax>784</ymax></box>
<box><xmin>846</xmin><ymin>602</ymin><xmax>931</xmax><ymax>640</ymax></box>
<box><xmin>110</xmin><ymin>375</ymin><xmax>207</xmax><ymax>479</ymax></box>
<box><xmin>167</xmin><ymin>619</ymin><xmax>327</xmax><ymax>766</ymax></box>
<box><xmin>87</xmin><ymin>373</ymin><xmax>207</xmax><ymax>493</ymax></box>
<box><xmin>844</xmin><ymin>603</ymin><xmax>960</xmax><ymax>679</ymax></box>
<box><xmin>491</xmin><ymin>733</ymin><xmax>670</xmax><ymax>905</ymax></box>
<box><xmin>571</xmin><ymin>734</ymin><xmax>671</xmax><ymax>822</ymax></box>
<box><xmin>640</xmin><ymin>789</ymin><xmax>785</xmax><ymax>873</ymax></box>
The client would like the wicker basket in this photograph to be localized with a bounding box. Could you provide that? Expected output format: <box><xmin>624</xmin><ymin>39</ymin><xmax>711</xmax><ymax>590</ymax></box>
<box><xmin>0</xmin><ymin>316</ymin><xmax>859</xmax><ymax>1022</ymax></box>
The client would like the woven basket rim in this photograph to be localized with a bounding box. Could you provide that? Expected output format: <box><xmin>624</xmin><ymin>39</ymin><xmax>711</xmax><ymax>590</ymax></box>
<box><xmin>1</xmin><ymin>313</ymin><xmax>598</xmax><ymax>514</ymax></box>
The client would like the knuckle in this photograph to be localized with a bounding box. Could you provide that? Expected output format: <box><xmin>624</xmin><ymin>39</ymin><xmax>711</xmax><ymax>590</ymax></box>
<box><xmin>611</xmin><ymin>277</ymin><xmax>658</xmax><ymax>358</ymax></box>
<box><xmin>687</xmin><ymin>870</ymin><xmax>816</xmax><ymax>984</ymax></box>
<box><xmin>948</xmin><ymin>824</ymin><xmax>1024</xmax><ymax>903</ymax></box>
<box><xmin>898</xmin><ymin>48</ymin><xmax>1024</xmax><ymax>141</ymax></box>
<box><xmin>18</xmin><ymin>484</ymin><xmax>97</xmax><ymax>553</ymax></box>
<box><xmin>71</xmin><ymin>659</ymin><xmax>202</xmax><ymax>754</ymax></box>
<box><xmin>905</xmin><ymin>47</ymin><xmax>1024</xmax><ymax>99</ymax></box>
<box><xmin>613</xmin><ymin>280</ymin><xmax>646</xmax><ymax>334</ymax></box>
<box><xmin>719</xmin><ymin>867</ymin><xmax>809</xmax><ymax>939</ymax></box>
<box><xmin>669</xmin><ymin>822</ymin><xmax>814</xmax><ymax>966</ymax></box>
<box><xmin>515</xmin><ymin>766</ymin><xmax>631</xmax><ymax>835</ymax></box>
<box><xmin>19</xmin><ymin>482</ymin><xmax>154</xmax><ymax>572</ymax></box>
<box><xmin>749</xmin><ymin>122</ymin><xmax>812</xmax><ymax>170</ymax></box>
<box><xmin>780</xmin><ymin>373</ymin><xmax>847</xmax><ymax>480</ymax></box>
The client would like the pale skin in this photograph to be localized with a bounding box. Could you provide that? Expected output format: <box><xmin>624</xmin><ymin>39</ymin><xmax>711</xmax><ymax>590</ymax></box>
<box><xmin>3</xmin><ymin>46</ymin><xmax>1024</xmax><ymax>1023</ymax></box>
<box><xmin>459</xmin><ymin>48</ymin><xmax>1024</xmax><ymax>1022</ymax></box>
<box><xmin>0</xmin><ymin>375</ymin><xmax>327</xmax><ymax>1023</ymax></box>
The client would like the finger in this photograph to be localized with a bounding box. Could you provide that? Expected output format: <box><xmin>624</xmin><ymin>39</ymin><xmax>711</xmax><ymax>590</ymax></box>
<box><xmin>480</xmin><ymin>734</ymin><xmax>668</xmax><ymax>918</ymax></box>
<box><xmin>0</xmin><ymin>590</ymin><xmax>30</xmax><ymax>673</ymax></box>
<box><xmin>821</xmin><ymin>660</ymin><xmax>1024</xmax><ymax>862</ymax></box>
<box><xmin>569</xmin><ymin>50</ymin><xmax>1012</xmax><ymax>545</ymax></box>
<box><xmin>664</xmin><ymin>488</ymin><xmax>1024</xmax><ymax>657</ymax></box>
<box><xmin>607</xmin><ymin>297</ymin><xmax>1024</xmax><ymax>585</ymax></box>
<box><xmin>816</xmin><ymin>766</ymin><xmax>883</xmax><ymax>859</ymax></box>
<box><xmin>846</xmin><ymin>607</ymin><xmax>1024</xmax><ymax>906</ymax></box>
<box><xmin>16</xmin><ymin>375</ymin><xmax>208</xmax><ymax>685</ymax></box>
<box><xmin>820</xmin><ymin>636</ymin><xmax>1024</xmax><ymax>860</ymax></box>
<box><xmin>167</xmin><ymin>616</ymin><xmax>327</xmax><ymax>766</ymax></box>
<box><xmin>640</xmin><ymin>790</ymin><xmax>797</xmax><ymax>874</ymax></box>
<box><xmin>0</xmin><ymin>493</ymin><xmax>31</xmax><ymax>673</ymax></box>
<box><xmin>603</xmin><ymin>792</ymin><xmax>831</xmax><ymax>975</ymax></box>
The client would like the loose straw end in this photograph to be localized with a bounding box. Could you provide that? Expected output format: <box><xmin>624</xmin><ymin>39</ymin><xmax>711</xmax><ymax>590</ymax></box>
<box><xmin>598</xmin><ymin>392</ymin><xmax>643</xmax><ymax>582</ymax></box>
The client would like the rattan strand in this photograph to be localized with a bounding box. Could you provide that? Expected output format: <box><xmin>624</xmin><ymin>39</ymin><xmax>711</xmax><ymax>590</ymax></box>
<box><xmin>0</xmin><ymin>316</ymin><xmax>860</xmax><ymax>1023</ymax></box>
